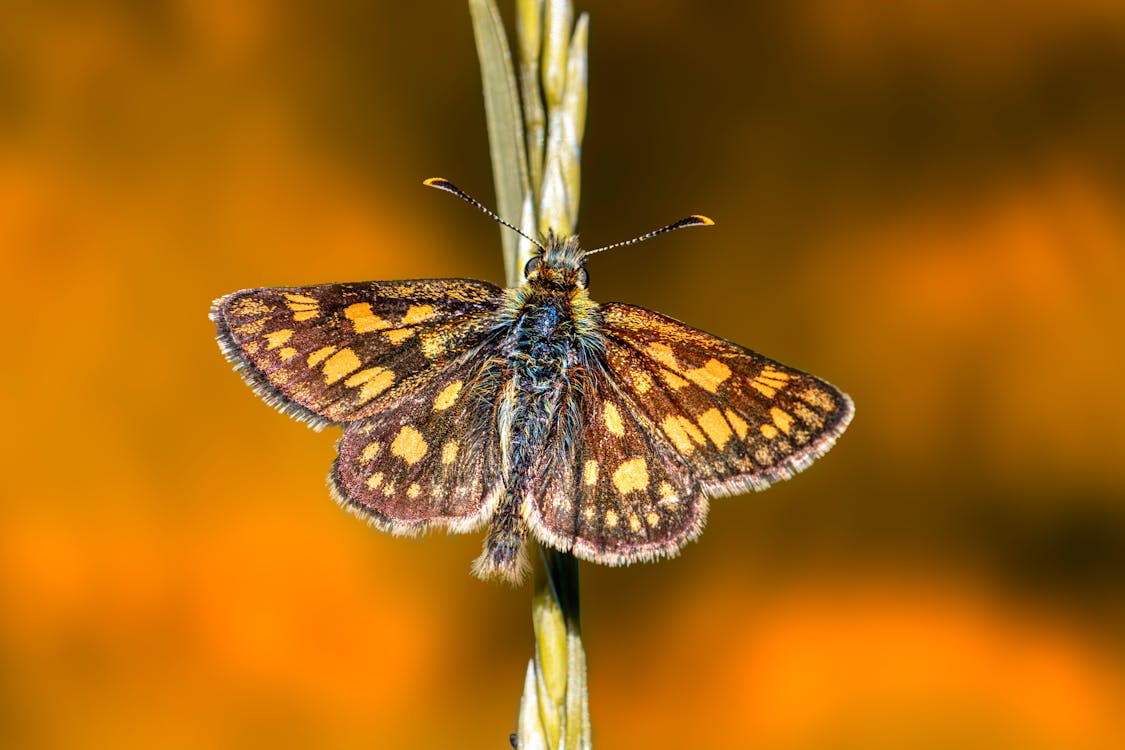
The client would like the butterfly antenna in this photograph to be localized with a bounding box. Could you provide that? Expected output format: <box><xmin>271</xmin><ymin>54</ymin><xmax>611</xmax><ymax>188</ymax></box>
<box><xmin>585</xmin><ymin>214</ymin><xmax>714</xmax><ymax>256</ymax></box>
<box><xmin>423</xmin><ymin>178</ymin><xmax>544</xmax><ymax>251</ymax></box>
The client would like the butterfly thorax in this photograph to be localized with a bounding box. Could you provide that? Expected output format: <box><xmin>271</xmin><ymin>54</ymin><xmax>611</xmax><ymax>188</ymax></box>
<box><xmin>494</xmin><ymin>241</ymin><xmax>604</xmax><ymax>479</ymax></box>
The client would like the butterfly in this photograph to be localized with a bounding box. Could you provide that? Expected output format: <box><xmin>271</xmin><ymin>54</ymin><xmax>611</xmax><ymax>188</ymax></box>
<box><xmin>211</xmin><ymin>178</ymin><xmax>854</xmax><ymax>584</ymax></box>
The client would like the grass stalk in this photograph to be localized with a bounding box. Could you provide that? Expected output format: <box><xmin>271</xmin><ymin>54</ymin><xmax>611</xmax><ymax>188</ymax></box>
<box><xmin>469</xmin><ymin>1</ymin><xmax>592</xmax><ymax>747</ymax></box>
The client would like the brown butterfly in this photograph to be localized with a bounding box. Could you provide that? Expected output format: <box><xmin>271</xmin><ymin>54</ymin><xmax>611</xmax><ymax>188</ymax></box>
<box><xmin>211</xmin><ymin>178</ymin><xmax>854</xmax><ymax>584</ymax></box>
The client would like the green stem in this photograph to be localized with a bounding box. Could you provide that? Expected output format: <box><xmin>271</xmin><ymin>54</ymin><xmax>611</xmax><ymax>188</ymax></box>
<box><xmin>469</xmin><ymin>1</ymin><xmax>592</xmax><ymax>747</ymax></box>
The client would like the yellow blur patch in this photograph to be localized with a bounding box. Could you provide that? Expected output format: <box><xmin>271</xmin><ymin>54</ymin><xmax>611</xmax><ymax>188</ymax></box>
<box><xmin>345</xmin><ymin>302</ymin><xmax>391</xmax><ymax>333</ymax></box>
<box><xmin>770</xmin><ymin>407</ymin><xmax>795</xmax><ymax>435</ymax></box>
<box><xmin>278</xmin><ymin>347</ymin><xmax>298</xmax><ymax>361</ymax></box>
<box><xmin>684</xmin><ymin>358</ymin><xmax>731</xmax><ymax>393</ymax></box>
<box><xmin>442</xmin><ymin>440</ymin><xmax>458</xmax><ymax>464</ymax></box>
<box><xmin>384</xmin><ymin>328</ymin><xmax>415</xmax><ymax>345</ymax></box>
<box><xmin>263</xmin><ymin>329</ymin><xmax>293</xmax><ymax>349</ymax></box>
<box><xmin>344</xmin><ymin>367</ymin><xmax>395</xmax><ymax>403</ymax></box>
<box><xmin>402</xmin><ymin>304</ymin><xmax>436</xmax><ymax>325</ymax></box>
<box><xmin>583</xmin><ymin>506</ymin><xmax>595</xmax><ymax>521</ymax></box>
<box><xmin>366</xmin><ymin>472</ymin><xmax>384</xmax><ymax>490</ymax></box>
<box><xmin>603</xmin><ymin>401</ymin><xmax>625</xmax><ymax>436</ymax></box>
<box><xmin>322</xmin><ymin>348</ymin><xmax>362</xmax><ymax>384</ymax></box>
<box><xmin>434</xmin><ymin>381</ymin><xmax>462</xmax><ymax>411</ymax></box>
<box><xmin>629</xmin><ymin>514</ymin><xmax>642</xmax><ymax>533</ymax></box>
<box><xmin>646</xmin><ymin>512</ymin><xmax>660</xmax><ymax>527</ymax></box>
<box><xmin>662</xmin><ymin>414</ymin><xmax>707</xmax><ymax>455</ymax></box>
<box><xmin>697</xmin><ymin>408</ymin><xmax>733</xmax><ymax>449</ymax></box>
<box><xmin>605</xmin><ymin>509</ymin><xmax>619</xmax><ymax>528</ymax></box>
<box><xmin>360</xmin><ymin>442</ymin><xmax>381</xmax><ymax>463</ymax></box>
<box><xmin>407</xmin><ymin>483</ymin><xmax>421</xmax><ymax>499</ymax></box>
<box><xmin>612</xmin><ymin>457</ymin><xmax>649</xmax><ymax>495</ymax></box>
<box><xmin>293</xmin><ymin>311</ymin><xmax>318</xmax><ymax>322</ymax></box>
<box><xmin>759</xmin><ymin>423</ymin><xmax>779</xmax><ymax>440</ymax></box>
<box><xmin>584</xmin><ymin>459</ymin><xmax>599</xmax><ymax>486</ymax></box>
<box><xmin>307</xmin><ymin>346</ymin><xmax>337</xmax><ymax>367</ymax></box>
<box><xmin>755</xmin><ymin>446</ymin><xmax>773</xmax><ymax>465</ymax></box>
<box><xmin>725</xmin><ymin>409</ymin><xmax>749</xmax><ymax>439</ymax></box>
<box><xmin>391</xmin><ymin>425</ymin><xmax>428</xmax><ymax>465</ymax></box>
<box><xmin>382</xmin><ymin>481</ymin><xmax>396</xmax><ymax>497</ymax></box>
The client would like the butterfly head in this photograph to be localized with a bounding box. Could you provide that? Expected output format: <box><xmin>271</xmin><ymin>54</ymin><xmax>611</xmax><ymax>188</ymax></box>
<box><xmin>422</xmin><ymin>177</ymin><xmax>714</xmax><ymax>294</ymax></box>
<box><xmin>523</xmin><ymin>233</ymin><xmax>590</xmax><ymax>291</ymax></box>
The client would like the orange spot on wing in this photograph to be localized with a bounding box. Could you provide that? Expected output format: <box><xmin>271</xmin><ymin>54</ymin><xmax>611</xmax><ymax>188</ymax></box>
<box><xmin>697</xmin><ymin>408</ymin><xmax>733</xmax><ymax>449</ymax></box>
<box><xmin>401</xmin><ymin>305</ymin><xmax>435</xmax><ymax>325</ymax></box>
<box><xmin>307</xmin><ymin>346</ymin><xmax>336</xmax><ymax>367</ymax></box>
<box><xmin>612</xmin><ymin>457</ymin><xmax>649</xmax><ymax>494</ymax></box>
<box><xmin>322</xmin><ymin>348</ymin><xmax>362</xmax><ymax>384</ymax></box>
<box><xmin>384</xmin><ymin>328</ymin><xmax>415</xmax><ymax>345</ymax></box>
<box><xmin>770</xmin><ymin>407</ymin><xmax>795</xmax><ymax>435</ymax></box>
<box><xmin>345</xmin><ymin>302</ymin><xmax>391</xmax><ymax>333</ymax></box>
<box><xmin>684</xmin><ymin>358</ymin><xmax>732</xmax><ymax>393</ymax></box>
<box><xmin>263</xmin><ymin>329</ymin><xmax>293</xmax><ymax>349</ymax></box>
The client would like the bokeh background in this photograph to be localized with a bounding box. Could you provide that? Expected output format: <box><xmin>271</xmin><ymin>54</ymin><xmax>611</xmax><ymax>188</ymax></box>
<box><xmin>3</xmin><ymin>1</ymin><xmax>1124</xmax><ymax>748</ymax></box>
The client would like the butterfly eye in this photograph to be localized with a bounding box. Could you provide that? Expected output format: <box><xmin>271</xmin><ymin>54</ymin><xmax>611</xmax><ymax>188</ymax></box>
<box><xmin>523</xmin><ymin>257</ymin><xmax>541</xmax><ymax>279</ymax></box>
<box><xmin>575</xmin><ymin>267</ymin><xmax>589</xmax><ymax>289</ymax></box>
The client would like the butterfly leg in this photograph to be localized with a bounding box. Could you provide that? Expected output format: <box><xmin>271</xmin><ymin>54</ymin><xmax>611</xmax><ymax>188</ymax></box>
<box><xmin>472</xmin><ymin>490</ymin><xmax>529</xmax><ymax>584</ymax></box>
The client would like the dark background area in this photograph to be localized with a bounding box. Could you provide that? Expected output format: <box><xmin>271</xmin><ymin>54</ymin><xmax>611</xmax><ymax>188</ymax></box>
<box><xmin>2</xmin><ymin>1</ymin><xmax>1123</xmax><ymax>748</ymax></box>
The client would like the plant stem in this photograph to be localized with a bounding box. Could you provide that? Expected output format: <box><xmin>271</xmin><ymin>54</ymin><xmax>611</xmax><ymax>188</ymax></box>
<box><xmin>469</xmin><ymin>1</ymin><xmax>591</xmax><ymax>747</ymax></box>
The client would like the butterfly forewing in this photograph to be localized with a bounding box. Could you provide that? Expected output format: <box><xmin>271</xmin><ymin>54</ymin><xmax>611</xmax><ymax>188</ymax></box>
<box><xmin>211</xmin><ymin>279</ymin><xmax>502</xmax><ymax>427</ymax></box>
<box><xmin>601</xmin><ymin>303</ymin><xmax>854</xmax><ymax>497</ymax></box>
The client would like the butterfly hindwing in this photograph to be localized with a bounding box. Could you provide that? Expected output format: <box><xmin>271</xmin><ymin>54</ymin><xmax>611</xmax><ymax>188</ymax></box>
<box><xmin>211</xmin><ymin>279</ymin><xmax>502</xmax><ymax>427</ymax></box>
<box><xmin>524</xmin><ymin>369</ymin><xmax>705</xmax><ymax>566</ymax></box>
<box><xmin>601</xmin><ymin>302</ymin><xmax>854</xmax><ymax>497</ymax></box>
<box><xmin>330</xmin><ymin>349</ymin><xmax>505</xmax><ymax>536</ymax></box>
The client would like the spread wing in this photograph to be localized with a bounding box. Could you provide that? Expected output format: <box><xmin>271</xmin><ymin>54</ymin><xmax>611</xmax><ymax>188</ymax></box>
<box><xmin>526</xmin><ymin>302</ymin><xmax>854</xmax><ymax>566</ymax></box>
<box><xmin>211</xmin><ymin>279</ymin><xmax>503</xmax><ymax>428</ymax></box>
<box><xmin>213</xmin><ymin>278</ymin><xmax>510</xmax><ymax>536</ymax></box>
<box><xmin>329</xmin><ymin>348</ymin><xmax>505</xmax><ymax>537</ymax></box>
<box><xmin>523</xmin><ymin>370</ymin><xmax>705</xmax><ymax>566</ymax></box>
<box><xmin>601</xmin><ymin>303</ymin><xmax>854</xmax><ymax>497</ymax></box>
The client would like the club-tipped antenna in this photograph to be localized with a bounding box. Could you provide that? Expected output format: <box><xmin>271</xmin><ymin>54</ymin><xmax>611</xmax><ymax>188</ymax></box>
<box><xmin>423</xmin><ymin>178</ymin><xmax>544</xmax><ymax>251</ymax></box>
<box><xmin>585</xmin><ymin>214</ymin><xmax>714</xmax><ymax>256</ymax></box>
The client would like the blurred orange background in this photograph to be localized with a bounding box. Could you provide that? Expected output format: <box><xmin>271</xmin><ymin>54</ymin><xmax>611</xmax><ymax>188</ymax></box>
<box><xmin>3</xmin><ymin>1</ymin><xmax>1124</xmax><ymax>748</ymax></box>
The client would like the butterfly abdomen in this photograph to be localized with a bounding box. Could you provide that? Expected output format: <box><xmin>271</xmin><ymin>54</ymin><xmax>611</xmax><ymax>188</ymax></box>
<box><xmin>504</xmin><ymin>290</ymin><xmax>582</xmax><ymax>476</ymax></box>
